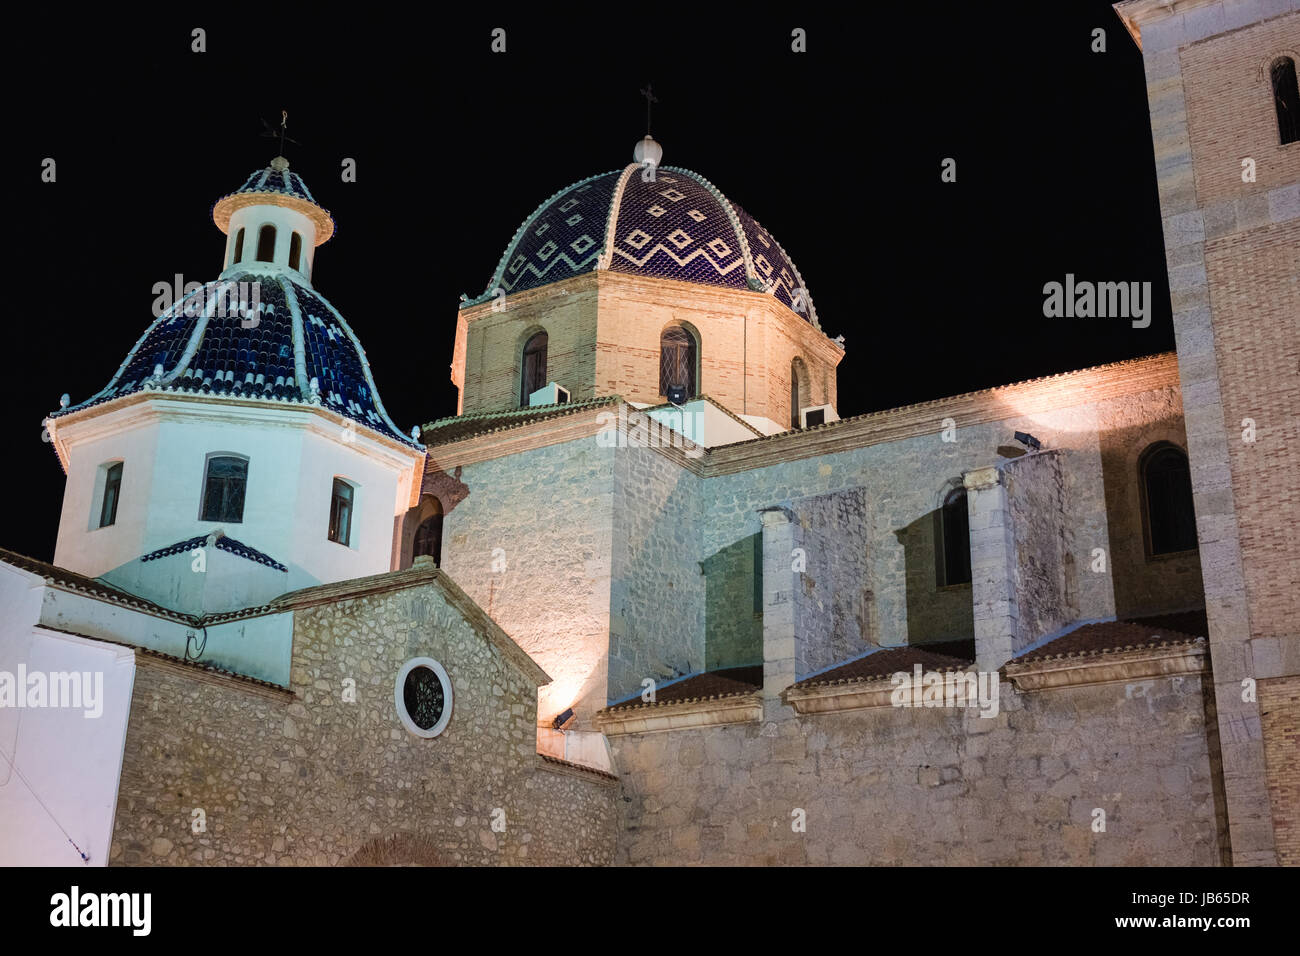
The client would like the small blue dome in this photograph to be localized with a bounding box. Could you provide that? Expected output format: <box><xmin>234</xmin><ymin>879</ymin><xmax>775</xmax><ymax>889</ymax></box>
<box><xmin>51</xmin><ymin>273</ymin><xmax>419</xmax><ymax>449</ymax></box>
<box><xmin>467</xmin><ymin>165</ymin><xmax>819</xmax><ymax>327</ymax></box>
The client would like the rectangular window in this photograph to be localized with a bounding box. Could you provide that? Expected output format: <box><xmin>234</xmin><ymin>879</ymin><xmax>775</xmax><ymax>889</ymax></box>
<box><xmin>201</xmin><ymin>456</ymin><xmax>248</xmax><ymax>523</ymax></box>
<box><xmin>99</xmin><ymin>462</ymin><xmax>123</xmax><ymax>528</ymax></box>
<box><xmin>328</xmin><ymin>478</ymin><xmax>354</xmax><ymax>546</ymax></box>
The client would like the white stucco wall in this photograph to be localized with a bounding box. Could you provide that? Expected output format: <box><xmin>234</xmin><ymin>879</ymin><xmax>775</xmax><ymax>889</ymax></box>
<box><xmin>0</xmin><ymin>564</ymin><xmax>135</xmax><ymax>866</ymax></box>
<box><xmin>52</xmin><ymin>398</ymin><xmax>420</xmax><ymax>614</ymax></box>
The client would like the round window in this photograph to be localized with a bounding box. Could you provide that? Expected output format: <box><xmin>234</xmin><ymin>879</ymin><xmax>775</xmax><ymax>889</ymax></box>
<box><xmin>394</xmin><ymin>658</ymin><xmax>453</xmax><ymax>738</ymax></box>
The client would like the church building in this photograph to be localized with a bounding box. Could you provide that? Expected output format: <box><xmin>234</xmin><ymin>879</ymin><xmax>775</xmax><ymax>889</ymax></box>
<box><xmin>0</xmin><ymin>0</ymin><xmax>1295</xmax><ymax>866</ymax></box>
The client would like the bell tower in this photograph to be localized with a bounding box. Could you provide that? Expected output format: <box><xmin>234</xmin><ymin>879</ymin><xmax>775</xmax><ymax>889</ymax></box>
<box><xmin>1115</xmin><ymin>0</ymin><xmax>1300</xmax><ymax>866</ymax></box>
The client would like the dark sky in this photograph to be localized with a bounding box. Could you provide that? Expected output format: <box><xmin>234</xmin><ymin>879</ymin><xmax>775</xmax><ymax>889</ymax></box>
<box><xmin>9</xmin><ymin>3</ymin><xmax>1170</xmax><ymax>562</ymax></box>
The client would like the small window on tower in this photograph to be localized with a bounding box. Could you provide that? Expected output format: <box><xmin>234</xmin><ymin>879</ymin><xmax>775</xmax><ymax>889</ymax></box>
<box><xmin>201</xmin><ymin>455</ymin><xmax>248</xmax><ymax>523</ymax></box>
<box><xmin>256</xmin><ymin>224</ymin><xmax>277</xmax><ymax>263</ymax></box>
<box><xmin>98</xmin><ymin>462</ymin><xmax>123</xmax><ymax>528</ymax></box>
<box><xmin>328</xmin><ymin>478</ymin><xmax>354</xmax><ymax>546</ymax></box>
<box><xmin>520</xmin><ymin>331</ymin><xmax>548</xmax><ymax>405</ymax></box>
<box><xmin>937</xmin><ymin>487</ymin><xmax>971</xmax><ymax>587</ymax></box>
<box><xmin>659</xmin><ymin>325</ymin><xmax>697</xmax><ymax>400</ymax></box>
<box><xmin>289</xmin><ymin>232</ymin><xmax>303</xmax><ymax>271</ymax></box>
<box><xmin>1141</xmin><ymin>443</ymin><xmax>1198</xmax><ymax>556</ymax></box>
<box><xmin>414</xmin><ymin>506</ymin><xmax>444</xmax><ymax>567</ymax></box>
<box><xmin>1272</xmin><ymin>56</ymin><xmax>1300</xmax><ymax>145</ymax></box>
<box><xmin>232</xmin><ymin>227</ymin><xmax>245</xmax><ymax>265</ymax></box>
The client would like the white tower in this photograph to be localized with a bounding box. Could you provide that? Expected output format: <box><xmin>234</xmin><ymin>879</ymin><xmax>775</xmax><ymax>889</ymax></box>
<box><xmin>44</xmin><ymin>157</ymin><xmax>425</xmax><ymax>615</ymax></box>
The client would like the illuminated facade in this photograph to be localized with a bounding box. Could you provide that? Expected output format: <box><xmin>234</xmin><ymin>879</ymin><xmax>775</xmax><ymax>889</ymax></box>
<box><xmin>1</xmin><ymin>0</ymin><xmax>1296</xmax><ymax>865</ymax></box>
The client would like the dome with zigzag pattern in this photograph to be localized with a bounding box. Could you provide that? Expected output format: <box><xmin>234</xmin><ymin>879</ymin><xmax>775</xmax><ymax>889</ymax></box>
<box><xmin>466</xmin><ymin>151</ymin><xmax>819</xmax><ymax>327</ymax></box>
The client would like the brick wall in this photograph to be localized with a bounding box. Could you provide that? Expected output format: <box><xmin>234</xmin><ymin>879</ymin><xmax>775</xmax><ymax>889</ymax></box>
<box><xmin>1260</xmin><ymin>674</ymin><xmax>1300</xmax><ymax>865</ymax></box>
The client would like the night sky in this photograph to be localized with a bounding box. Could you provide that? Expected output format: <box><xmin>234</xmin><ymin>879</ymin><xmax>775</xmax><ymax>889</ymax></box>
<box><xmin>9</xmin><ymin>3</ymin><xmax>1171</xmax><ymax>562</ymax></box>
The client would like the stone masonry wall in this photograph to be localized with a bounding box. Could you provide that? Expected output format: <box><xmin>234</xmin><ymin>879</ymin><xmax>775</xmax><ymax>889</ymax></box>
<box><xmin>438</xmin><ymin>438</ymin><xmax>616</xmax><ymax>727</ymax></box>
<box><xmin>111</xmin><ymin>579</ymin><xmax>619</xmax><ymax>865</ymax></box>
<box><xmin>613</xmin><ymin>674</ymin><xmax>1222</xmax><ymax>865</ymax></box>
<box><xmin>791</xmin><ymin>487</ymin><xmax>873</xmax><ymax>675</ymax></box>
<box><xmin>1003</xmin><ymin>451</ymin><xmax>1072</xmax><ymax>651</ymax></box>
<box><xmin>611</xmin><ymin>444</ymin><xmax>707</xmax><ymax>700</ymax></box>
<box><xmin>703</xmin><ymin>406</ymin><xmax>1123</xmax><ymax>651</ymax></box>
<box><xmin>1095</xmin><ymin>386</ymin><xmax>1205</xmax><ymax>618</ymax></box>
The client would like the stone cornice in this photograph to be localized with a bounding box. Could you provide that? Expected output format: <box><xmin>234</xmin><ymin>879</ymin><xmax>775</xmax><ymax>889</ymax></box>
<box><xmin>422</xmin><ymin>353</ymin><xmax>1182</xmax><ymax>480</ymax></box>
<box><xmin>536</xmin><ymin>754</ymin><xmax>620</xmax><ymax>784</ymax></box>
<box><xmin>781</xmin><ymin>679</ymin><xmax>899</xmax><ymax>715</ymax></box>
<box><xmin>134</xmin><ymin>647</ymin><xmax>297</xmax><ymax>701</ymax></box>
<box><xmin>1003</xmin><ymin>639</ymin><xmax>1208</xmax><ymax>691</ymax></box>
<box><xmin>703</xmin><ymin>353</ymin><xmax>1180</xmax><ymax>476</ymax></box>
<box><xmin>593</xmin><ymin>693</ymin><xmax>762</xmax><ymax>736</ymax></box>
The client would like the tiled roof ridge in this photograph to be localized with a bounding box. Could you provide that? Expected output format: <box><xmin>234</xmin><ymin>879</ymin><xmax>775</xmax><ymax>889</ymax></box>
<box><xmin>636</xmin><ymin>394</ymin><xmax>765</xmax><ymax>438</ymax></box>
<box><xmin>1006</xmin><ymin>626</ymin><xmax>1206</xmax><ymax>666</ymax></box>
<box><xmin>465</xmin><ymin>168</ymin><xmax>622</xmax><ymax>308</ymax></box>
<box><xmin>419</xmin><ymin>395</ymin><xmax>622</xmax><ymax>445</ymax></box>
<box><xmin>537</xmin><ymin>753</ymin><xmax>619</xmax><ymax>782</ymax></box>
<box><xmin>0</xmin><ymin>546</ymin><xmax>198</xmax><ymax>623</ymax></box>
<box><xmin>134</xmin><ymin>646</ymin><xmax>291</xmax><ymax>694</ymax></box>
<box><xmin>793</xmin><ymin>648</ymin><xmax>974</xmax><ymax>689</ymax></box>
<box><xmin>601</xmin><ymin>685</ymin><xmax>761</xmax><ymax>714</ymax></box>
<box><xmin>663</xmin><ymin>166</ymin><xmax>764</xmax><ymax>293</ymax></box>
<box><xmin>710</xmin><ymin>351</ymin><xmax>1180</xmax><ymax>452</ymax></box>
<box><xmin>0</xmin><ymin>546</ymin><xmax>286</xmax><ymax>627</ymax></box>
<box><xmin>291</xmin><ymin>276</ymin><xmax>422</xmax><ymax>448</ymax></box>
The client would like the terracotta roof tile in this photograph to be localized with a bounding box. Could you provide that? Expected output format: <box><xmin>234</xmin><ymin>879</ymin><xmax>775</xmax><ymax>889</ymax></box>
<box><xmin>1007</xmin><ymin>616</ymin><xmax>1206</xmax><ymax>665</ymax></box>
<box><xmin>792</xmin><ymin>643</ymin><xmax>975</xmax><ymax>689</ymax></box>
<box><xmin>419</xmin><ymin>396</ymin><xmax>618</xmax><ymax>445</ymax></box>
<box><xmin>601</xmin><ymin>665</ymin><xmax>762</xmax><ymax>713</ymax></box>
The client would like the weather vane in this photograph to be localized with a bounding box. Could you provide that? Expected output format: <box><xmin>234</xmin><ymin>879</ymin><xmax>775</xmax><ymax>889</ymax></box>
<box><xmin>640</xmin><ymin>83</ymin><xmax>658</xmax><ymax>135</ymax></box>
<box><xmin>260</xmin><ymin>110</ymin><xmax>302</xmax><ymax>157</ymax></box>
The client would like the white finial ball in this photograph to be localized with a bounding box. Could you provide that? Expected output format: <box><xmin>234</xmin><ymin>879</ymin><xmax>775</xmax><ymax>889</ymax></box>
<box><xmin>633</xmin><ymin>135</ymin><xmax>662</xmax><ymax>167</ymax></box>
<box><xmin>270</xmin><ymin>156</ymin><xmax>290</xmax><ymax>172</ymax></box>
<box><xmin>59</xmin><ymin>393</ymin><xmax>70</xmax><ymax>408</ymax></box>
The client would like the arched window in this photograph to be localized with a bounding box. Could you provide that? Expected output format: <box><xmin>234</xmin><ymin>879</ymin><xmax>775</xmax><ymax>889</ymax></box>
<box><xmin>520</xmin><ymin>331</ymin><xmax>548</xmax><ymax>405</ymax></box>
<box><xmin>937</xmin><ymin>487</ymin><xmax>971</xmax><ymax>586</ymax></box>
<box><xmin>328</xmin><ymin>478</ymin><xmax>355</xmax><ymax>546</ymax></box>
<box><xmin>289</xmin><ymin>232</ymin><xmax>303</xmax><ymax>271</ymax></box>
<box><xmin>232</xmin><ymin>227</ymin><xmax>245</xmax><ymax>265</ymax></box>
<box><xmin>256</xmin><ymin>224</ymin><xmax>277</xmax><ymax>263</ymax></box>
<box><xmin>1142</xmin><ymin>443</ymin><xmax>1198</xmax><ymax>555</ymax></box>
<box><xmin>201</xmin><ymin>455</ymin><xmax>248</xmax><ymax>523</ymax></box>
<box><xmin>791</xmin><ymin>363</ymin><xmax>802</xmax><ymax>429</ymax></box>
<box><xmin>659</xmin><ymin>325</ymin><xmax>697</xmax><ymax>400</ymax></box>
<box><xmin>1271</xmin><ymin>56</ymin><xmax>1300</xmax><ymax>145</ymax></box>
<box><xmin>98</xmin><ymin>461</ymin><xmax>123</xmax><ymax>529</ymax></box>
<box><xmin>414</xmin><ymin>500</ymin><xmax>444</xmax><ymax>566</ymax></box>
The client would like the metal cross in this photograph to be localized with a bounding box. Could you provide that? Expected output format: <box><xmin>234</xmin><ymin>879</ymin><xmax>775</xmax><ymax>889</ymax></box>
<box><xmin>640</xmin><ymin>84</ymin><xmax>658</xmax><ymax>134</ymax></box>
<box><xmin>260</xmin><ymin>110</ymin><xmax>302</xmax><ymax>155</ymax></box>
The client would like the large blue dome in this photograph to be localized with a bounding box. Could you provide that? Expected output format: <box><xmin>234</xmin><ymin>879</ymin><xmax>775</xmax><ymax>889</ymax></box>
<box><xmin>465</xmin><ymin>164</ymin><xmax>820</xmax><ymax>327</ymax></box>
<box><xmin>50</xmin><ymin>272</ymin><xmax>419</xmax><ymax>449</ymax></box>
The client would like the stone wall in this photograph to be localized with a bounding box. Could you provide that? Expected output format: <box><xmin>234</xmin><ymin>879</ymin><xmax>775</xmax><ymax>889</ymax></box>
<box><xmin>1095</xmin><ymin>386</ymin><xmax>1205</xmax><ymax>618</ymax></box>
<box><xmin>110</xmin><ymin>575</ymin><xmax>619</xmax><ymax>866</ymax></box>
<box><xmin>791</xmin><ymin>487</ymin><xmax>873</xmax><ymax>675</ymax></box>
<box><xmin>1003</xmin><ymin>451</ymin><xmax>1072</xmax><ymax>651</ymax></box>
<box><xmin>613</xmin><ymin>674</ymin><xmax>1223</xmax><ymax>865</ymax></box>
<box><xmin>611</xmin><ymin>445</ymin><xmax>706</xmax><ymax>699</ymax></box>
<box><xmin>437</xmin><ymin>437</ymin><xmax>616</xmax><ymax>727</ymax></box>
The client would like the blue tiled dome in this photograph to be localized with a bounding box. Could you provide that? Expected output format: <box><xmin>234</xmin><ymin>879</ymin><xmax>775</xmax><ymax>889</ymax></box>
<box><xmin>50</xmin><ymin>273</ymin><xmax>420</xmax><ymax>449</ymax></box>
<box><xmin>466</xmin><ymin>164</ymin><xmax>820</xmax><ymax>327</ymax></box>
<box><xmin>212</xmin><ymin>158</ymin><xmax>335</xmax><ymax>243</ymax></box>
